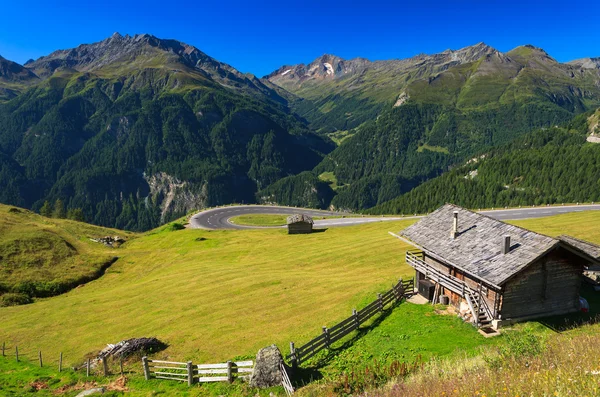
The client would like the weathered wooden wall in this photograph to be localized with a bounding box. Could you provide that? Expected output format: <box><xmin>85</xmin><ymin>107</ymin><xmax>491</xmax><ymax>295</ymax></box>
<box><xmin>421</xmin><ymin>254</ymin><xmax>499</xmax><ymax>313</ymax></box>
<box><xmin>500</xmin><ymin>247</ymin><xmax>583</xmax><ymax>319</ymax></box>
<box><xmin>287</xmin><ymin>222</ymin><xmax>313</xmax><ymax>234</ymax></box>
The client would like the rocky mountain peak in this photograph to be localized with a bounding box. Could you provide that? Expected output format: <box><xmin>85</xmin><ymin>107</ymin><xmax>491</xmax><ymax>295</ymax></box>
<box><xmin>0</xmin><ymin>55</ymin><xmax>39</xmax><ymax>82</ymax></box>
<box><xmin>25</xmin><ymin>33</ymin><xmax>217</xmax><ymax>78</ymax></box>
<box><xmin>567</xmin><ymin>57</ymin><xmax>600</xmax><ymax>70</ymax></box>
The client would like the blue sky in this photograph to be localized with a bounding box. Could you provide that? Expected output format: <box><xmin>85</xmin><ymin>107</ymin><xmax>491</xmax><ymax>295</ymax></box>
<box><xmin>0</xmin><ymin>0</ymin><xmax>598</xmax><ymax>77</ymax></box>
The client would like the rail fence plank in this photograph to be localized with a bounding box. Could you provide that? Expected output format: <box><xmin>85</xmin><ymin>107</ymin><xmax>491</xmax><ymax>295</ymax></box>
<box><xmin>149</xmin><ymin>360</ymin><xmax>188</xmax><ymax>365</ymax></box>
<box><xmin>234</xmin><ymin>360</ymin><xmax>253</xmax><ymax>367</ymax></box>
<box><xmin>196</xmin><ymin>363</ymin><xmax>229</xmax><ymax>369</ymax></box>
<box><xmin>329</xmin><ymin>323</ymin><xmax>356</xmax><ymax>340</ymax></box>
<box><xmin>154</xmin><ymin>371</ymin><xmax>188</xmax><ymax>377</ymax></box>
<box><xmin>288</xmin><ymin>279</ymin><xmax>410</xmax><ymax>367</ymax></box>
<box><xmin>156</xmin><ymin>376</ymin><xmax>187</xmax><ymax>382</ymax></box>
<box><xmin>198</xmin><ymin>376</ymin><xmax>229</xmax><ymax>383</ymax></box>
<box><xmin>150</xmin><ymin>366</ymin><xmax>188</xmax><ymax>370</ymax></box>
<box><xmin>197</xmin><ymin>369</ymin><xmax>229</xmax><ymax>374</ymax></box>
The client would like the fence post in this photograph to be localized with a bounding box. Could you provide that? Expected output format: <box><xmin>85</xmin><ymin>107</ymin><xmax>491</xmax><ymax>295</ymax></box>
<box><xmin>39</xmin><ymin>350</ymin><xmax>43</xmax><ymax>367</ymax></box>
<box><xmin>187</xmin><ymin>361</ymin><xmax>194</xmax><ymax>386</ymax></box>
<box><xmin>226</xmin><ymin>360</ymin><xmax>233</xmax><ymax>383</ymax></box>
<box><xmin>398</xmin><ymin>278</ymin><xmax>404</xmax><ymax>299</ymax></box>
<box><xmin>142</xmin><ymin>356</ymin><xmax>150</xmax><ymax>380</ymax></box>
<box><xmin>378</xmin><ymin>293</ymin><xmax>383</xmax><ymax>312</ymax></box>
<box><xmin>15</xmin><ymin>346</ymin><xmax>19</xmax><ymax>362</ymax></box>
<box><xmin>86</xmin><ymin>359</ymin><xmax>90</xmax><ymax>377</ymax></box>
<box><xmin>289</xmin><ymin>342</ymin><xmax>297</xmax><ymax>368</ymax></box>
<box><xmin>2</xmin><ymin>342</ymin><xmax>4</xmax><ymax>357</ymax></box>
<box><xmin>353</xmin><ymin>308</ymin><xmax>359</xmax><ymax>328</ymax></box>
<box><xmin>322</xmin><ymin>326</ymin><xmax>330</xmax><ymax>348</ymax></box>
<box><xmin>102</xmin><ymin>356</ymin><xmax>109</xmax><ymax>376</ymax></box>
<box><xmin>59</xmin><ymin>353</ymin><xmax>63</xmax><ymax>372</ymax></box>
<box><xmin>120</xmin><ymin>355</ymin><xmax>124</xmax><ymax>376</ymax></box>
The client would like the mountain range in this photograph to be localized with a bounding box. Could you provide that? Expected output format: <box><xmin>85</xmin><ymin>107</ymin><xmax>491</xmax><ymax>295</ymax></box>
<box><xmin>0</xmin><ymin>34</ymin><xmax>599</xmax><ymax>230</ymax></box>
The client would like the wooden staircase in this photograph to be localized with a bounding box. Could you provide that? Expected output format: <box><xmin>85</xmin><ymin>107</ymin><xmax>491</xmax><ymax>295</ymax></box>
<box><xmin>406</xmin><ymin>250</ymin><xmax>496</xmax><ymax>328</ymax></box>
<box><xmin>465</xmin><ymin>289</ymin><xmax>493</xmax><ymax>328</ymax></box>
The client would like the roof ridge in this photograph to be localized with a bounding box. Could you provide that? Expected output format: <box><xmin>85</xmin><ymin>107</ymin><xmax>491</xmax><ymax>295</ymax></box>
<box><xmin>444</xmin><ymin>203</ymin><xmax>558</xmax><ymax>242</ymax></box>
<box><xmin>558</xmin><ymin>234</ymin><xmax>600</xmax><ymax>248</ymax></box>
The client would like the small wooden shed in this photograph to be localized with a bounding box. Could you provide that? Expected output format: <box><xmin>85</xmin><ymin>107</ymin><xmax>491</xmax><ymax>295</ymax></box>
<box><xmin>397</xmin><ymin>204</ymin><xmax>600</xmax><ymax>328</ymax></box>
<box><xmin>287</xmin><ymin>214</ymin><xmax>313</xmax><ymax>234</ymax></box>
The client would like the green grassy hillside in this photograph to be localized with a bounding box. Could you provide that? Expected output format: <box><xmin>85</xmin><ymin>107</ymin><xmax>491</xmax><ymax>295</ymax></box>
<box><xmin>2</xmin><ymin>209</ymin><xmax>600</xmax><ymax>369</ymax></box>
<box><xmin>0</xmin><ymin>215</ymin><xmax>416</xmax><ymax>365</ymax></box>
<box><xmin>0</xmin><ymin>204</ymin><xmax>130</xmax><ymax>306</ymax></box>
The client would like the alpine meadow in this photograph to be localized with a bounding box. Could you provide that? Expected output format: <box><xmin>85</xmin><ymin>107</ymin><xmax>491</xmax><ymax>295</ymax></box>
<box><xmin>2</xmin><ymin>3</ymin><xmax>600</xmax><ymax>396</ymax></box>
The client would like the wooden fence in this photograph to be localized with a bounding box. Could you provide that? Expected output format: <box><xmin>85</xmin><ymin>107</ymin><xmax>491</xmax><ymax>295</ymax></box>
<box><xmin>280</xmin><ymin>361</ymin><xmax>294</xmax><ymax>396</ymax></box>
<box><xmin>1</xmin><ymin>342</ymin><xmax>126</xmax><ymax>377</ymax></box>
<box><xmin>287</xmin><ymin>278</ymin><xmax>414</xmax><ymax>366</ymax></box>
<box><xmin>142</xmin><ymin>357</ymin><xmax>253</xmax><ymax>386</ymax></box>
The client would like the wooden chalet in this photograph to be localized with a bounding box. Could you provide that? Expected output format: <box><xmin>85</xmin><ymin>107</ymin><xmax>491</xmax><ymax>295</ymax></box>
<box><xmin>287</xmin><ymin>214</ymin><xmax>314</xmax><ymax>234</ymax></box>
<box><xmin>398</xmin><ymin>204</ymin><xmax>600</xmax><ymax>328</ymax></box>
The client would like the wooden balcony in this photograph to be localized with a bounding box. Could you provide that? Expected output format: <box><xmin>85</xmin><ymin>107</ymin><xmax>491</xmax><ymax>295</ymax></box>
<box><xmin>406</xmin><ymin>249</ymin><xmax>495</xmax><ymax>326</ymax></box>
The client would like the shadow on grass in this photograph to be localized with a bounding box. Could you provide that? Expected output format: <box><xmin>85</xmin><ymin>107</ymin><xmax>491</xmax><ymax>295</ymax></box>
<box><xmin>311</xmin><ymin>228</ymin><xmax>328</xmax><ymax>234</ymax></box>
<box><xmin>289</xmin><ymin>298</ymin><xmax>409</xmax><ymax>387</ymax></box>
<box><xmin>535</xmin><ymin>284</ymin><xmax>600</xmax><ymax>332</ymax></box>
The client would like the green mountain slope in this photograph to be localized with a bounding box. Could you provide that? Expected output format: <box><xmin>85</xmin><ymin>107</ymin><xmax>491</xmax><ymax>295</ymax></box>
<box><xmin>368</xmin><ymin>113</ymin><xmax>600</xmax><ymax>214</ymax></box>
<box><xmin>0</xmin><ymin>55</ymin><xmax>39</xmax><ymax>101</ymax></box>
<box><xmin>261</xmin><ymin>44</ymin><xmax>600</xmax><ymax>211</ymax></box>
<box><xmin>0</xmin><ymin>34</ymin><xmax>333</xmax><ymax>231</ymax></box>
<box><xmin>266</xmin><ymin>43</ymin><xmax>600</xmax><ymax>132</ymax></box>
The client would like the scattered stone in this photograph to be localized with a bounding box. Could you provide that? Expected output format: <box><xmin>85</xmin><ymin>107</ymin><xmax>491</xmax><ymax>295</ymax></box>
<box><xmin>98</xmin><ymin>337</ymin><xmax>166</xmax><ymax>360</ymax></box>
<box><xmin>78</xmin><ymin>338</ymin><xmax>166</xmax><ymax>370</ymax></box>
<box><xmin>250</xmin><ymin>345</ymin><xmax>285</xmax><ymax>388</ymax></box>
<box><xmin>75</xmin><ymin>387</ymin><xmax>105</xmax><ymax>397</ymax></box>
<box><xmin>89</xmin><ymin>236</ymin><xmax>126</xmax><ymax>247</ymax></box>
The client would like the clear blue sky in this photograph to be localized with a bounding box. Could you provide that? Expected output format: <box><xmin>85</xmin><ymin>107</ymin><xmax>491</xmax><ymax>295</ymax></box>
<box><xmin>0</xmin><ymin>0</ymin><xmax>598</xmax><ymax>77</ymax></box>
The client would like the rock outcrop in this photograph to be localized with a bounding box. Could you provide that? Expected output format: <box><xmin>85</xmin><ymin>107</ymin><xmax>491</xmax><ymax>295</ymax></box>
<box><xmin>249</xmin><ymin>345</ymin><xmax>285</xmax><ymax>388</ymax></box>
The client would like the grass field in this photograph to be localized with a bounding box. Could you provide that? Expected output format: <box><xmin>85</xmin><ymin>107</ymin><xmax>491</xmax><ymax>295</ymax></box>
<box><xmin>2</xmin><ymin>207</ymin><xmax>600</xmax><ymax>390</ymax></box>
<box><xmin>229</xmin><ymin>213</ymin><xmax>356</xmax><ymax>227</ymax></box>
<box><xmin>0</xmin><ymin>213</ymin><xmax>416</xmax><ymax>366</ymax></box>
<box><xmin>0</xmin><ymin>206</ymin><xmax>131</xmax><ymax>306</ymax></box>
<box><xmin>229</xmin><ymin>214</ymin><xmax>289</xmax><ymax>226</ymax></box>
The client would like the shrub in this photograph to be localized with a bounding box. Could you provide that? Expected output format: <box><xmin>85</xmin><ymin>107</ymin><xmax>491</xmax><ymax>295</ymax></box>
<box><xmin>0</xmin><ymin>293</ymin><xmax>33</xmax><ymax>307</ymax></box>
<box><xmin>484</xmin><ymin>330</ymin><xmax>545</xmax><ymax>369</ymax></box>
<box><xmin>166</xmin><ymin>223</ymin><xmax>185</xmax><ymax>231</ymax></box>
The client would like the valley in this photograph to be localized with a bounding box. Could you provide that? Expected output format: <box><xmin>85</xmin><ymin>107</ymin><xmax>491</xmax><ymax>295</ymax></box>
<box><xmin>2</xmin><ymin>26</ymin><xmax>600</xmax><ymax>396</ymax></box>
<box><xmin>1</xmin><ymin>35</ymin><xmax>600</xmax><ymax>232</ymax></box>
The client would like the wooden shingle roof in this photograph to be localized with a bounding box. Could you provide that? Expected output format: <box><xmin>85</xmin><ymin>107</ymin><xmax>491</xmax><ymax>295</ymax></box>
<box><xmin>400</xmin><ymin>204</ymin><xmax>560</xmax><ymax>287</ymax></box>
<box><xmin>558</xmin><ymin>235</ymin><xmax>600</xmax><ymax>259</ymax></box>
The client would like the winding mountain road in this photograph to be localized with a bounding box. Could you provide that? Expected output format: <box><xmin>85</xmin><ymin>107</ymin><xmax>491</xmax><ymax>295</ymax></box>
<box><xmin>189</xmin><ymin>204</ymin><xmax>600</xmax><ymax>230</ymax></box>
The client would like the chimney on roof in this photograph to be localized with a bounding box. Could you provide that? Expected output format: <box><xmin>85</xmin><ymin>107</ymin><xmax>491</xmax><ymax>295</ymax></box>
<box><xmin>502</xmin><ymin>235</ymin><xmax>511</xmax><ymax>254</ymax></box>
<box><xmin>451</xmin><ymin>211</ymin><xmax>459</xmax><ymax>239</ymax></box>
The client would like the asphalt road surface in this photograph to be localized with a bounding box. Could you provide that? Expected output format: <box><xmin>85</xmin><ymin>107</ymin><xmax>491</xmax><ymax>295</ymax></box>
<box><xmin>189</xmin><ymin>204</ymin><xmax>600</xmax><ymax>230</ymax></box>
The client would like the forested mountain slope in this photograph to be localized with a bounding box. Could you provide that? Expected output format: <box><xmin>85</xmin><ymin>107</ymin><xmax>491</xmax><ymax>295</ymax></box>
<box><xmin>368</xmin><ymin>112</ymin><xmax>600</xmax><ymax>214</ymax></box>
<box><xmin>261</xmin><ymin>44</ymin><xmax>600</xmax><ymax>211</ymax></box>
<box><xmin>0</xmin><ymin>34</ymin><xmax>333</xmax><ymax>230</ymax></box>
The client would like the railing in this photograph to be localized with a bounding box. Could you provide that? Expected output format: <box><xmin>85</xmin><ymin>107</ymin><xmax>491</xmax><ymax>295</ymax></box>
<box><xmin>280</xmin><ymin>362</ymin><xmax>294</xmax><ymax>396</ymax></box>
<box><xmin>142</xmin><ymin>357</ymin><xmax>253</xmax><ymax>386</ymax></box>
<box><xmin>287</xmin><ymin>278</ymin><xmax>414</xmax><ymax>366</ymax></box>
<box><xmin>406</xmin><ymin>250</ymin><xmax>494</xmax><ymax>325</ymax></box>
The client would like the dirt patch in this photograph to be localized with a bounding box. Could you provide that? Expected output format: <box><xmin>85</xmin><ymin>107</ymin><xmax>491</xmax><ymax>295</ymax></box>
<box><xmin>53</xmin><ymin>381</ymin><xmax>98</xmax><ymax>395</ymax></box>
<box><xmin>435</xmin><ymin>305</ymin><xmax>458</xmax><ymax>316</ymax></box>
<box><xmin>30</xmin><ymin>380</ymin><xmax>49</xmax><ymax>390</ymax></box>
<box><xmin>107</xmin><ymin>376</ymin><xmax>129</xmax><ymax>392</ymax></box>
